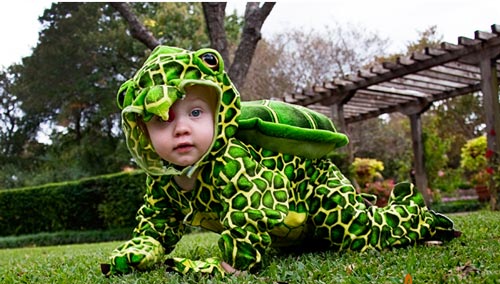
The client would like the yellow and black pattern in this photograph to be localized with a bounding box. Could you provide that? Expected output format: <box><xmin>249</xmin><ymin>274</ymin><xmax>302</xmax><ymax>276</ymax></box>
<box><xmin>106</xmin><ymin>46</ymin><xmax>458</xmax><ymax>276</ymax></box>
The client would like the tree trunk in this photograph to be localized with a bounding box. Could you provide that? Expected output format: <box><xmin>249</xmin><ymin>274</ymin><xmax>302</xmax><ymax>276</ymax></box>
<box><xmin>228</xmin><ymin>2</ymin><xmax>274</xmax><ymax>89</ymax></box>
<box><xmin>202</xmin><ymin>2</ymin><xmax>230</xmax><ymax>66</ymax></box>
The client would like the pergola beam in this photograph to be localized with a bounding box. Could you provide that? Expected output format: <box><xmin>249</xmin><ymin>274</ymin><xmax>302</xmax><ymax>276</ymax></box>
<box><xmin>282</xmin><ymin>24</ymin><xmax>500</xmax><ymax>209</ymax></box>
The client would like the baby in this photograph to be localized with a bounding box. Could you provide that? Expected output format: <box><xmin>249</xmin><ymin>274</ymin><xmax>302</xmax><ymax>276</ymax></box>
<box><xmin>103</xmin><ymin>46</ymin><xmax>459</xmax><ymax>276</ymax></box>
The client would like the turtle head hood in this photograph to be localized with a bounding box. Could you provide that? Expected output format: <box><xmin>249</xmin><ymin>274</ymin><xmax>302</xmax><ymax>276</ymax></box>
<box><xmin>117</xmin><ymin>46</ymin><xmax>241</xmax><ymax>176</ymax></box>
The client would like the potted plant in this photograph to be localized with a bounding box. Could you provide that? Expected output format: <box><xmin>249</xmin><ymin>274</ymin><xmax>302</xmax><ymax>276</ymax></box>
<box><xmin>460</xmin><ymin>136</ymin><xmax>490</xmax><ymax>202</ymax></box>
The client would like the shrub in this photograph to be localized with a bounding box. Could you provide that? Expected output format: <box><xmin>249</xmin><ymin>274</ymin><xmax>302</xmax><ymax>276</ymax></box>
<box><xmin>351</xmin><ymin>157</ymin><xmax>384</xmax><ymax>186</ymax></box>
<box><xmin>0</xmin><ymin>171</ymin><xmax>145</xmax><ymax>237</ymax></box>
<box><xmin>360</xmin><ymin>179</ymin><xmax>394</xmax><ymax>207</ymax></box>
<box><xmin>460</xmin><ymin>135</ymin><xmax>487</xmax><ymax>185</ymax></box>
<box><xmin>431</xmin><ymin>199</ymin><xmax>483</xmax><ymax>213</ymax></box>
<box><xmin>0</xmin><ymin>228</ymin><xmax>132</xmax><ymax>249</ymax></box>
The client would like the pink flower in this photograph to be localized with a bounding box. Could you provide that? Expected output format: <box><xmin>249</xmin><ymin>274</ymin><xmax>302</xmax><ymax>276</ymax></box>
<box><xmin>485</xmin><ymin>149</ymin><xmax>494</xmax><ymax>159</ymax></box>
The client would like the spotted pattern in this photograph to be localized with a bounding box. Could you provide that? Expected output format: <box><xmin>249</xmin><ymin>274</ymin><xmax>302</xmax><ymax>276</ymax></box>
<box><xmin>107</xmin><ymin>46</ymin><xmax>457</xmax><ymax>276</ymax></box>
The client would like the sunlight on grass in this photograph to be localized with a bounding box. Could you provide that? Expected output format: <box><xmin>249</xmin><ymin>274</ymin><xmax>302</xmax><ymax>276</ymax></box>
<box><xmin>0</xmin><ymin>211</ymin><xmax>499</xmax><ymax>283</ymax></box>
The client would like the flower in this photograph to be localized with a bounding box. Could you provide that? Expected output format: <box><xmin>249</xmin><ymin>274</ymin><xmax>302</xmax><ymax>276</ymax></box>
<box><xmin>486</xmin><ymin>167</ymin><xmax>494</xmax><ymax>175</ymax></box>
<box><xmin>485</xmin><ymin>149</ymin><xmax>494</xmax><ymax>159</ymax></box>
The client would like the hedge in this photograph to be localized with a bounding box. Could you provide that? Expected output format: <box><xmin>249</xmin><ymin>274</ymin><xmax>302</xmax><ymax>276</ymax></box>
<box><xmin>0</xmin><ymin>228</ymin><xmax>133</xmax><ymax>249</ymax></box>
<box><xmin>0</xmin><ymin>170</ymin><xmax>146</xmax><ymax>237</ymax></box>
<box><xmin>431</xmin><ymin>199</ymin><xmax>484</xmax><ymax>214</ymax></box>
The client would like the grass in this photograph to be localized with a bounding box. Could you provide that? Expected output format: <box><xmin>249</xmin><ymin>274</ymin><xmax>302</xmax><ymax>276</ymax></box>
<box><xmin>0</xmin><ymin>210</ymin><xmax>499</xmax><ymax>284</ymax></box>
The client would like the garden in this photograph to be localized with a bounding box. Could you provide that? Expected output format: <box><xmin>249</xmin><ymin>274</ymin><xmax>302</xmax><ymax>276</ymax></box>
<box><xmin>1</xmin><ymin>3</ymin><xmax>499</xmax><ymax>284</ymax></box>
<box><xmin>352</xmin><ymin>134</ymin><xmax>498</xmax><ymax>214</ymax></box>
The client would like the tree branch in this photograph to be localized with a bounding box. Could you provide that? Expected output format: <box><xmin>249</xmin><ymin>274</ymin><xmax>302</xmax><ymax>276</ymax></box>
<box><xmin>229</xmin><ymin>2</ymin><xmax>275</xmax><ymax>89</ymax></box>
<box><xmin>110</xmin><ymin>2</ymin><xmax>160</xmax><ymax>50</ymax></box>
<box><xmin>202</xmin><ymin>2</ymin><xmax>230</xmax><ymax>66</ymax></box>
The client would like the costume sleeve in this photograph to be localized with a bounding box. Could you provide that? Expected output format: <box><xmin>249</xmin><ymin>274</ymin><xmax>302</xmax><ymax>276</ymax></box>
<box><xmin>106</xmin><ymin>175</ymin><xmax>185</xmax><ymax>275</ymax></box>
<box><xmin>215</xmin><ymin>142</ymin><xmax>289</xmax><ymax>271</ymax></box>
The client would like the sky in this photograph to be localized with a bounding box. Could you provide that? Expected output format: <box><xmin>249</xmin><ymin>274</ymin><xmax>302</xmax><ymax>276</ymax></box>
<box><xmin>0</xmin><ymin>0</ymin><xmax>498</xmax><ymax>69</ymax></box>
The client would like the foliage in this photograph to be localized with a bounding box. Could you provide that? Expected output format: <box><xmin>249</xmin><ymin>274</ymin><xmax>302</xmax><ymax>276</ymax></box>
<box><xmin>351</xmin><ymin>157</ymin><xmax>384</xmax><ymax>187</ymax></box>
<box><xmin>360</xmin><ymin>179</ymin><xmax>394</xmax><ymax>207</ymax></box>
<box><xmin>348</xmin><ymin>114</ymin><xmax>414</xmax><ymax>182</ymax></box>
<box><xmin>1</xmin><ymin>3</ymin><xmax>143</xmax><ymax>188</ymax></box>
<box><xmin>0</xmin><ymin>211</ymin><xmax>499</xmax><ymax>283</ymax></box>
<box><xmin>140</xmin><ymin>2</ymin><xmax>210</xmax><ymax>49</ymax></box>
<box><xmin>422</xmin><ymin>115</ymin><xmax>452</xmax><ymax>190</ymax></box>
<box><xmin>431</xmin><ymin>168</ymin><xmax>466</xmax><ymax>193</ymax></box>
<box><xmin>460</xmin><ymin>136</ymin><xmax>487</xmax><ymax>185</ymax></box>
<box><xmin>0</xmin><ymin>171</ymin><xmax>145</xmax><ymax>236</ymax></box>
<box><xmin>427</xmin><ymin>94</ymin><xmax>485</xmax><ymax>168</ymax></box>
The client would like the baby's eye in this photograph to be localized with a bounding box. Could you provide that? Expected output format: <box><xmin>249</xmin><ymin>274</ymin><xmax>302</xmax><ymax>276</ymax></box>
<box><xmin>190</xmin><ymin>109</ymin><xmax>202</xmax><ymax>117</ymax></box>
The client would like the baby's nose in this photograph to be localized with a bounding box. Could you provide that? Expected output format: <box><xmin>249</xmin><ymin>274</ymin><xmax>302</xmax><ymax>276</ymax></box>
<box><xmin>173</xmin><ymin>116</ymin><xmax>191</xmax><ymax>136</ymax></box>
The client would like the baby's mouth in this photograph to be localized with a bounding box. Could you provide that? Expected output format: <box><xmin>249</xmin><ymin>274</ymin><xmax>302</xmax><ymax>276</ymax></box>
<box><xmin>174</xmin><ymin>143</ymin><xmax>194</xmax><ymax>152</ymax></box>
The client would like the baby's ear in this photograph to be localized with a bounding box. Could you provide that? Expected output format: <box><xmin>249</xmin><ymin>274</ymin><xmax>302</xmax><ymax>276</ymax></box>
<box><xmin>117</xmin><ymin>80</ymin><xmax>137</xmax><ymax>110</ymax></box>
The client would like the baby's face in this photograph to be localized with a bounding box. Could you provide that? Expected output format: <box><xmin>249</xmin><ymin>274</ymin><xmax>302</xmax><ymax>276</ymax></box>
<box><xmin>145</xmin><ymin>85</ymin><xmax>217</xmax><ymax>167</ymax></box>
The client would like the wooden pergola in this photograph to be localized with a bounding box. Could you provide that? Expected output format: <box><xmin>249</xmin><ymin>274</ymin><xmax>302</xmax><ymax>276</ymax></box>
<box><xmin>283</xmin><ymin>24</ymin><xmax>500</xmax><ymax>207</ymax></box>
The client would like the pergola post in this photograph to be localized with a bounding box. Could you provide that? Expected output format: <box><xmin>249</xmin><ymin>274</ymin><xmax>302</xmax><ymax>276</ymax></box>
<box><xmin>479</xmin><ymin>56</ymin><xmax>500</xmax><ymax>210</ymax></box>
<box><xmin>409</xmin><ymin>113</ymin><xmax>432</xmax><ymax>207</ymax></box>
<box><xmin>331</xmin><ymin>103</ymin><xmax>358</xmax><ymax>188</ymax></box>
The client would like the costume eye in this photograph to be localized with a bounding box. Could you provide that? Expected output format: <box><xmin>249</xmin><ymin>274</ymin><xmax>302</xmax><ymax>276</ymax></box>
<box><xmin>200</xmin><ymin>52</ymin><xmax>219</xmax><ymax>70</ymax></box>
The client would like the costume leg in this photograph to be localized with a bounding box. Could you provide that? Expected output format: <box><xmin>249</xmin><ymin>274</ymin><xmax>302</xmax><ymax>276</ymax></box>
<box><xmin>308</xmin><ymin>169</ymin><xmax>456</xmax><ymax>251</ymax></box>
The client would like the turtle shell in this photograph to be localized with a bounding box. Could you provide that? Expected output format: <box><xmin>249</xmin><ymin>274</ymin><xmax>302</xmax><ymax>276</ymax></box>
<box><xmin>236</xmin><ymin>100</ymin><xmax>348</xmax><ymax>159</ymax></box>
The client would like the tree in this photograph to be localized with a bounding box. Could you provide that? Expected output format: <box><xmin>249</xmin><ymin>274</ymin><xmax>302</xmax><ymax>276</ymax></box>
<box><xmin>1</xmin><ymin>3</ymin><xmax>144</xmax><ymax>187</ymax></box>
<box><xmin>0</xmin><ymin>2</ymin><xmax>255</xmax><ymax>188</ymax></box>
<box><xmin>238</xmin><ymin>23</ymin><xmax>389</xmax><ymax>101</ymax></box>
<box><xmin>111</xmin><ymin>2</ymin><xmax>275</xmax><ymax>89</ymax></box>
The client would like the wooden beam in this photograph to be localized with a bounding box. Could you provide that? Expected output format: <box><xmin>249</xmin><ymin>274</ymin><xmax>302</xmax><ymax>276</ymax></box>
<box><xmin>405</xmin><ymin>74</ymin><xmax>468</xmax><ymax>88</ymax></box>
<box><xmin>354</xmin><ymin>91</ymin><xmax>412</xmax><ymax>104</ymax></box>
<box><xmin>355</xmin><ymin>89</ymin><xmax>420</xmax><ymax>103</ymax></box>
<box><xmin>443</xmin><ymin>61</ymin><xmax>481</xmax><ymax>74</ymax></box>
<box><xmin>367</xmin><ymin>84</ymin><xmax>431</xmax><ymax>98</ymax></box>
<box><xmin>409</xmin><ymin>113</ymin><xmax>431</xmax><ymax>207</ymax></box>
<box><xmin>293</xmin><ymin>35</ymin><xmax>500</xmax><ymax>106</ymax></box>
<box><xmin>416</xmin><ymin>69</ymin><xmax>479</xmax><ymax>85</ymax></box>
<box><xmin>429</xmin><ymin>65</ymin><xmax>482</xmax><ymax>80</ymax></box>
<box><xmin>390</xmin><ymin>76</ymin><xmax>456</xmax><ymax>91</ymax></box>
<box><xmin>431</xmin><ymin>84</ymin><xmax>482</xmax><ymax>102</ymax></box>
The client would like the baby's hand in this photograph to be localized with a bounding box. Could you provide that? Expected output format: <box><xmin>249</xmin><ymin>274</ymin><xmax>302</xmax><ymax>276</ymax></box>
<box><xmin>103</xmin><ymin>236</ymin><xmax>165</xmax><ymax>276</ymax></box>
<box><xmin>221</xmin><ymin>261</ymin><xmax>246</xmax><ymax>276</ymax></box>
<box><xmin>165</xmin><ymin>257</ymin><xmax>241</xmax><ymax>276</ymax></box>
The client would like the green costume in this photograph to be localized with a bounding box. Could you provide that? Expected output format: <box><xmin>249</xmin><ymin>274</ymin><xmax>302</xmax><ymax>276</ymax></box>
<box><xmin>104</xmin><ymin>46</ymin><xmax>458</xmax><ymax>276</ymax></box>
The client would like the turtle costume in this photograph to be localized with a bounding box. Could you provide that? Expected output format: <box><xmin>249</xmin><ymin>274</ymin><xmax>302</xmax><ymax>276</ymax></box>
<box><xmin>104</xmin><ymin>46</ymin><xmax>458</xmax><ymax>276</ymax></box>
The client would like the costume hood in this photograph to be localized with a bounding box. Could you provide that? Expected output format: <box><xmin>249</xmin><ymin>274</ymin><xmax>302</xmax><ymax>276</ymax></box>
<box><xmin>116</xmin><ymin>46</ymin><xmax>240</xmax><ymax>177</ymax></box>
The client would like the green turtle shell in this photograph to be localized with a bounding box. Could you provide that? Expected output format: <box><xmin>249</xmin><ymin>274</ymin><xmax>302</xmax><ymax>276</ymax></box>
<box><xmin>236</xmin><ymin>100</ymin><xmax>348</xmax><ymax>159</ymax></box>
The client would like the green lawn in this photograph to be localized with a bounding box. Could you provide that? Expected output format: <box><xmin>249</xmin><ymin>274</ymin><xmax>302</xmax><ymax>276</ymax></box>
<box><xmin>1</xmin><ymin>210</ymin><xmax>499</xmax><ymax>284</ymax></box>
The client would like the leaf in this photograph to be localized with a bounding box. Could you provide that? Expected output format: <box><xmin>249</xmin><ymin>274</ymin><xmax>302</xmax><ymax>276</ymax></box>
<box><xmin>346</xmin><ymin>263</ymin><xmax>355</xmax><ymax>275</ymax></box>
<box><xmin>446</xmin><ymin>260</ymin><xmax>480</xmax><ymax>279</ymax></box>
<box><xmin>404</xmin><ymin>273</ymin><xmax>412</xmax><ymax>284</ymax></box>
